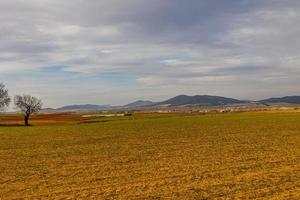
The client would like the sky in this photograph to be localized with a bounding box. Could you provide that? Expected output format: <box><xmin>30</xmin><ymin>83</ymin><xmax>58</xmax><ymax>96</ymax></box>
<box><xmin>0</xmin><ymin>0</ymin><xmax>299</xmax><ymax>108</ymax></box>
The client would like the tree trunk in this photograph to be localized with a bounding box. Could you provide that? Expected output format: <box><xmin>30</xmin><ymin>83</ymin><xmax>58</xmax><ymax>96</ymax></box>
<box><xmin>24</xmin><ymin>115</ymin><xmax>30</xmax><ymax>126</ymax></box>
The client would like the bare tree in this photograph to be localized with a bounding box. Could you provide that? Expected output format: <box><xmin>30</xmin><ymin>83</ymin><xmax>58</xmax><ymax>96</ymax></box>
<box><xmin>14</xmin><ymin>95</ymin><xmax>42</xmax><ymax>126</ymax></box>
<box><xmin>0</xmin><ymin>83</ymin><xmax>11</xmax><ymax>111</ymax></box>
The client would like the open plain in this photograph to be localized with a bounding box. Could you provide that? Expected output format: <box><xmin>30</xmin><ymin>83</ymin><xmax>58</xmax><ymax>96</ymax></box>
<box><xmin>0</xmin><ymin>111</ymin><xmax>300</xmax><ymax>199</ymax></box>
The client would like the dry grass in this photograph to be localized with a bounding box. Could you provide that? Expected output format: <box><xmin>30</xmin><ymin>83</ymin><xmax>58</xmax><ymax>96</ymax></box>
<box><xmin>0</xmin><ymin>112</ymin><xmax>299</xmax><ymax>199</ymax></box>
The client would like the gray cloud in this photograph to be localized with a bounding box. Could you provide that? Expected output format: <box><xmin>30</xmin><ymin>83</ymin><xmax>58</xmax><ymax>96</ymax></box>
<box><xmin>0</xmin><ymin>0</ymin><xmax>299</xmax><ymax>107</ymax></box>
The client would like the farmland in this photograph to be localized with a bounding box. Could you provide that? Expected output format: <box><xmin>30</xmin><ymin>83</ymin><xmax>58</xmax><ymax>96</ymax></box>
<box><xmin>0</xmin><ymin>112</ymin><xmax>300</xmax><ymax>199</ymax></box>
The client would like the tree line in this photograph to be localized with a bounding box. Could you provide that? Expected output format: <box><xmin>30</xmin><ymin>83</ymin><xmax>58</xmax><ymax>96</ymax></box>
<box><xmin>0</xmin><ymin>83</ymin><xmax>42</xmax><ymax>126</ymax></box>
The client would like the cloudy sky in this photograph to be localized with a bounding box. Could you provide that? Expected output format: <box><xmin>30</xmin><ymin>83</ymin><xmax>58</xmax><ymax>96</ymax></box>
<box><xmin>0</xmin><ymin>0</ymin><xmax>299</xmax><ymax>107</ymax></box>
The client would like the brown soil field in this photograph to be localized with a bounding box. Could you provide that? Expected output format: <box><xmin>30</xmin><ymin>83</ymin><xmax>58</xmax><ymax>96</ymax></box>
<box><xmin>0</xmin><ymin>112</ymin><xmax>299</xmax><ymax>199</ymax></box>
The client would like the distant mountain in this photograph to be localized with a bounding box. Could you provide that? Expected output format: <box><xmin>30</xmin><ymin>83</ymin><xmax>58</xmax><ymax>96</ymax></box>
<box><xmin>157</xmin><ymin>95</ymin><xmax>244</xmax><ymax>106</ymax></box>
<box><xmin>41</xmin><ymin>108</ymin><xmax>57</xmax><ymax>113</ymax></box>
<box><xmin>123</xmin><ymin>100</ymin><xmax>155</xmax><ymax>108</ymax></box>
<box><xmin>260</xmin><ymin>96</ymin><xmax>300</xmax><ymax>104</ymax></box>
<box><xmin>57</xmin><ymin>104</ymin><xmax>111</xmax><ymax>111</ymax></box>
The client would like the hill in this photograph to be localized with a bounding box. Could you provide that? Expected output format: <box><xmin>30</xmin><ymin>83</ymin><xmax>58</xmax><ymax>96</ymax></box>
<box><xmin>56</xmin><ymin>104</ymin><xmax>111</xmax><ymax>111</ymax></box>
<box><xmin>157</xmin><ymin>95</ymin><xmax>244</xmax><ymax>106</ymax></box>
<box><xmin>123</xmin><ymin>100</ymin><xmax>154</xmax><ymax>108</ymax></box>
<box><xmin>260</xmin><ymin>96</ymin><xmax>300</xmax><ymax>104</ymax></box>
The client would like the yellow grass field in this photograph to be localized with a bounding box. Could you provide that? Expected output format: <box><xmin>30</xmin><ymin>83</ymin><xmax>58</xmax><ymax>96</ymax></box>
<box><xmin>0</xmin><ymin>112</ymin><xmax>300</xmax><ymax>199</ymax></box>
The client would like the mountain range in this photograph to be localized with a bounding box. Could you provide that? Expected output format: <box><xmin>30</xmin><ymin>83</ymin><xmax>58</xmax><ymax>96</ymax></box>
<box><xmin>42</xmin><ymin>95</ymin><xmax>300</xmax><ymax>112</ymax></box>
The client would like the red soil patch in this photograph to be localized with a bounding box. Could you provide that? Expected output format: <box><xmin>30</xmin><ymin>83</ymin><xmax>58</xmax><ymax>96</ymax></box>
<box><xmin>0</xmin><ymin>113</ymin><xmax>93</xmax><ymax>126</ymax></box>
